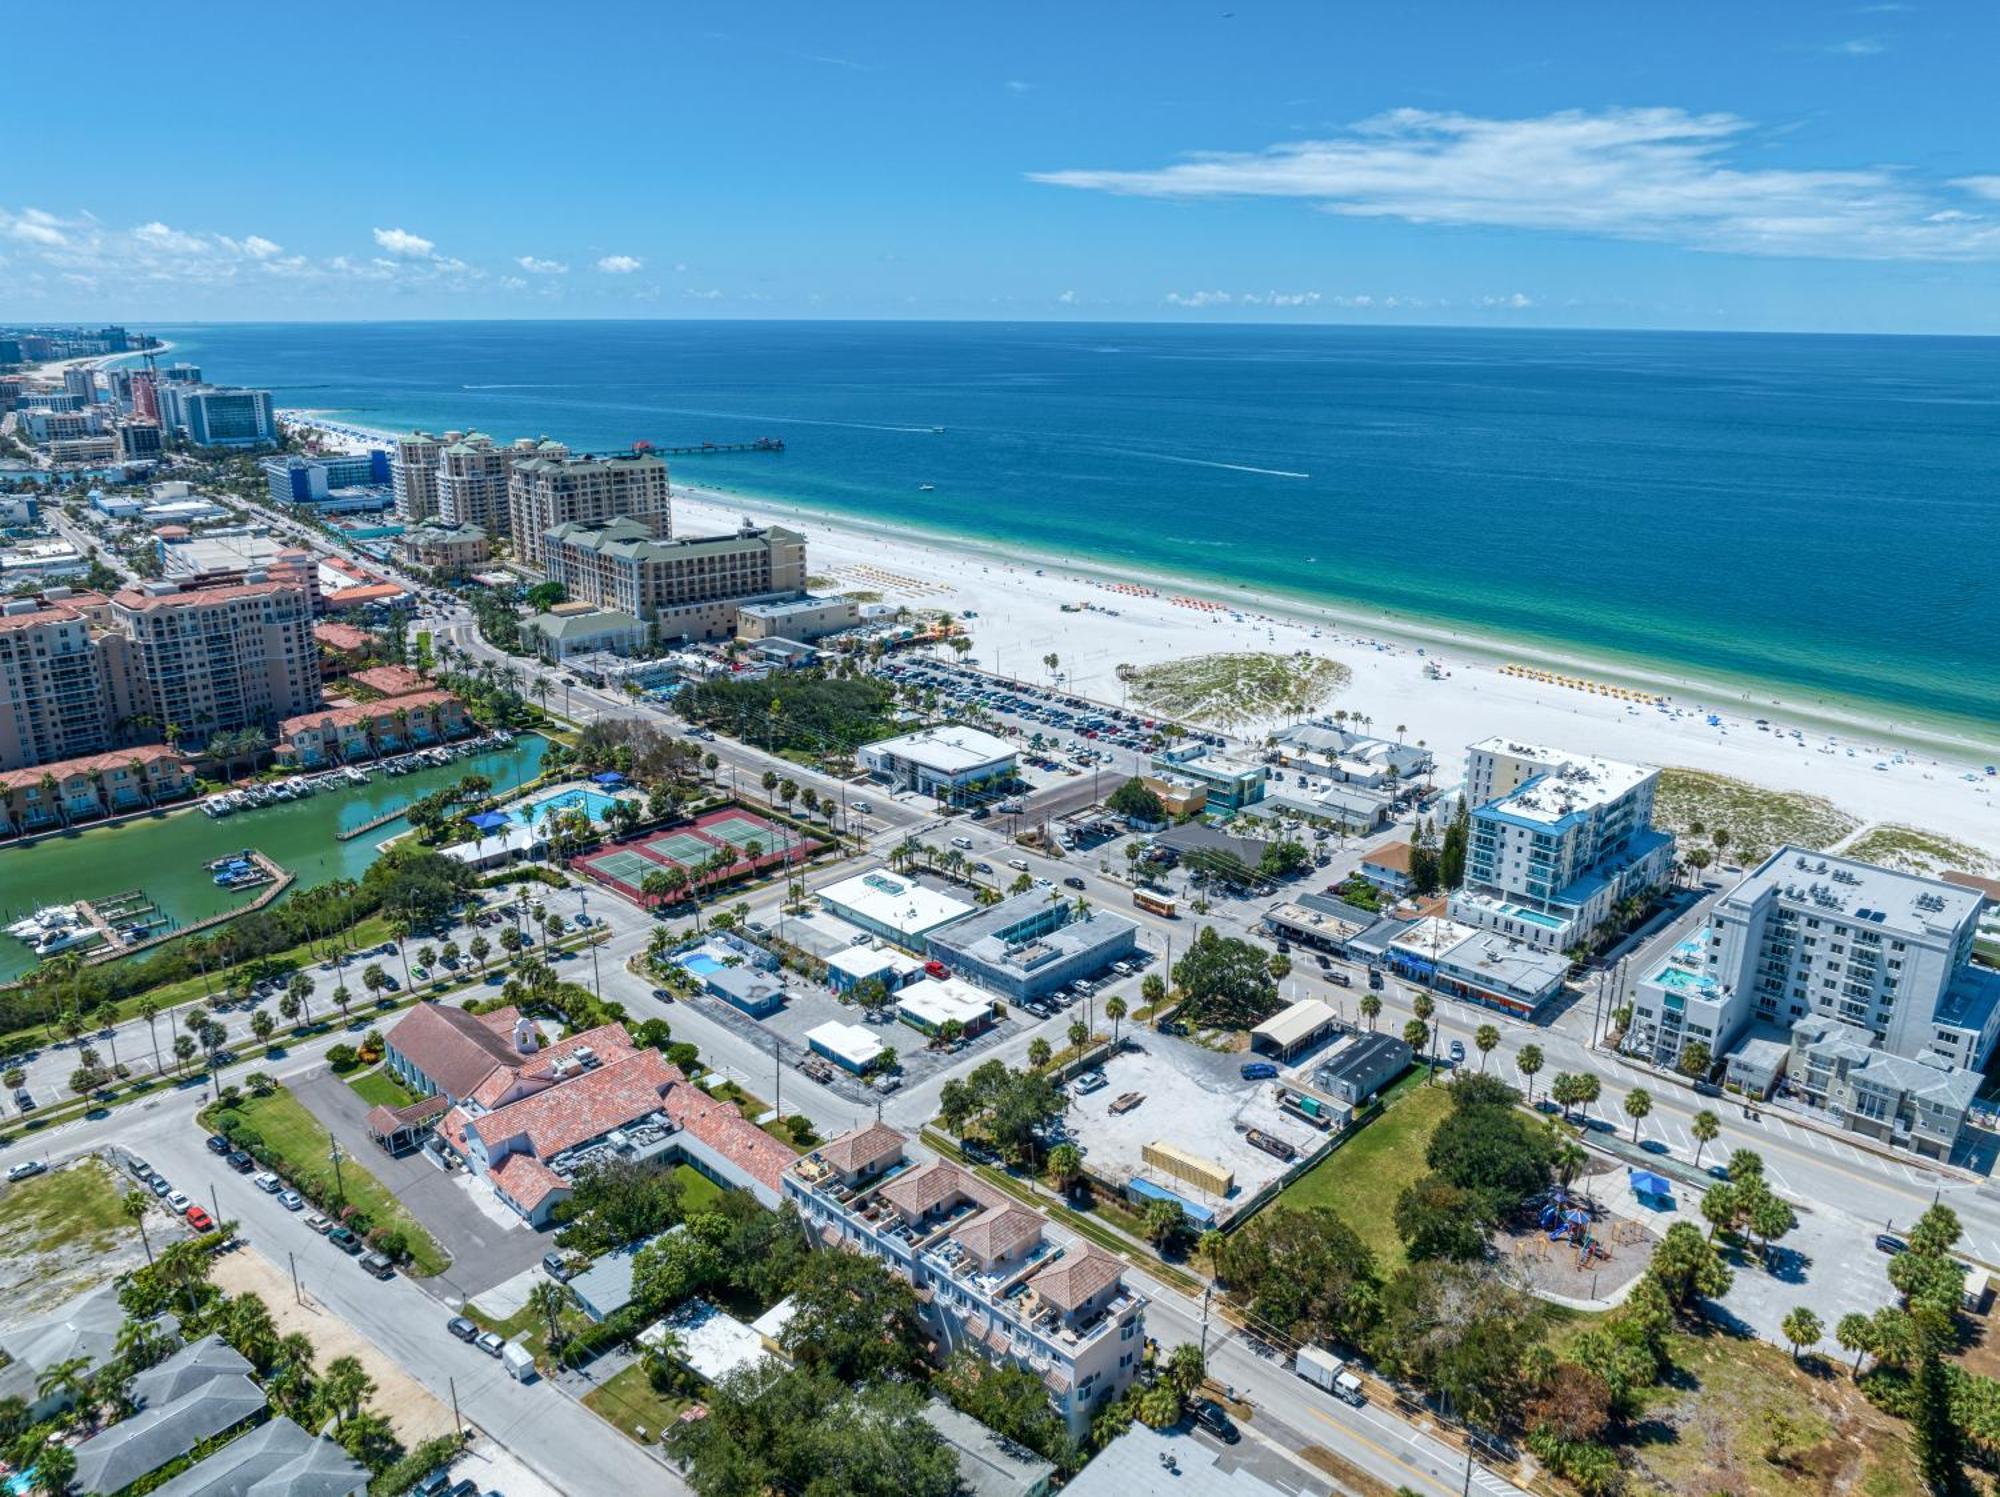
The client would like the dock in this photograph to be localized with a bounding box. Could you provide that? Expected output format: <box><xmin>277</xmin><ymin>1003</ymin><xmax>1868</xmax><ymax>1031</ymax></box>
<box><xmin>81</xmin><ymin>851</ymin><xmax>293</xmax><ymax>966</ymax></box>
<box><xmin>641</xmin><ymin>437</ymin><xmax>785</xmax><ymax>457</ymax></box>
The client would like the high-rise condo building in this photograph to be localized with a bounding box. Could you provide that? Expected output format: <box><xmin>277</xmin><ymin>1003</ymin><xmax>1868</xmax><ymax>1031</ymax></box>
<box><xmin>391</xmin><ymin>431</ymin><xmax>445</xmax><ymax>523</ymax></box>
<box><xmin>62</xmin><ymin>367</ymin><xmax>96</xmax><ymax>404</ymax></box>
<box><xmin>0</xmin><ymin>593</ymin><xmax>115</xmax><ymax>770</ymax></box>
<box><xmin>129</xmin><ymin>371</ymin><xmax>158</xmax><ymax>422</ymax></box>
<box><xmin>158</xmin><ymin>385</ymin><xmax>277</xmax><ymax>449</ymax></box>
<box><xmin>507</xmin><ymin>445</ymin><xmax>671</xmax><ymax>571</ymax></box>
<box><xmin>1448</xmin><ymin>737</ymin><xmax>1676</xmax><ymax>952</ymax></box>
<box><xmin>107</xmin><ymin>579</ymin><xmax>319</xmax><ymax>745</ymax></box>
<box><xmin>435</xmin><ymin>432</ymin><xmax>519</xmax><ymax>534</ymax></box>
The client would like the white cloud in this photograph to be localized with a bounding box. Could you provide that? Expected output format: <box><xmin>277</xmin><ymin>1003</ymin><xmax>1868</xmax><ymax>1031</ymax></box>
<box><xmin>1165</xmin><ymin>290</ymin><xmax>1233</xmax><ymax>307</ymax></box>
<box><xmin>1952</xmin><ymin>176</ymin><xmax>2000</xmax><ymax>202</ymax></box>
<box><xmin>2</xmin><ymin>207</ymin><xmax>79</xmax><ymax>247</ymax></box>
<box><xmin>1033</xmin><ymin>106</ymin><xmax>2000</xmax><ymax>262</ymax></box>
<box><xmin>517</xmin><ymin>255</ymin><xmax>568</xmax><ymax>274</ymax></box>
<box><xmin>1829</xmin><ymin>36</ymin><xmax>1886</xmax><ymax>55</ymax></box>
<box><xmin>683</xmin><ymin>287</ymin><xmax>724</xmax><ymax>301</ymax></box>
<box><xmin>1481</xmin><ymin>292</ymin><xmax>1534</xmax><ymax>308</ymax></box>
<box><xmin>500</xmin><ymin>276</ymin><xmax>529</xmax><ymax>291</ymax></box>
<box><xmin>1056</xmin><ymin>289</ymin><xmax>1076</xmax><ymax>305</ymax></box>
<box><xmin>1005</xmin><ymin>80</ymin><xmax>1035</xmax><ymax>93</ymax></box>
<box><xmin>372</xmin><ymin>226</ymin><xmax>435</xmax><ymax>257</ymax></box>
<box><xmin>597</xmin><ymin>254</ymin><xmax>643</xmax><ymax>273</ymax></box>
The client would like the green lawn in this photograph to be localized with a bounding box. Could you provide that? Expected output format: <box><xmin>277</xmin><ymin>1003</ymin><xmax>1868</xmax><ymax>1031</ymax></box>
<box><xmin>674</xmin><ymin>1164</ymin><xmax>723</xmax><ymax>1213</ymax></box>
<box><xmin>463</xmin><ymin>1296</ymin><xmax>596</xmax><ymax>1364</ymax></box>
<box><xmin>203</xmin><ymin>1088</ymin><xmax>448</xmax><ymax>1276</ymax></box>
<box><xmin>583</xmin><ymin>1360</ymin><xmax>690</xmax><ymax>1445</ymax></box>
<box><xmin>0</xmin><ymin>1156</ymin><xmax>131</xmax><ymax>1256</ymax></box>
<box><xmin>1273</xmin><ymin>1071</ymin><xmax>1452</xmax><ymax>1274</ymax></box>
<box><xmin>346</xmin><ymin>1067</ymin><xmax>420</xmax><ymax>1109</ymax></box>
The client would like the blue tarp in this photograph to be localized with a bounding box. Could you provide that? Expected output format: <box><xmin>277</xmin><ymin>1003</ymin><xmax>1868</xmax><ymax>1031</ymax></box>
<box><xmin>1628</xmin><ymin>1169</ymin><xmax>1673</xmax><ymax>1197</ymax></box>
<box><xmin>591</xmin><ymin>771</ymin><xmax>626</xmax><ymax>786</ymax></box>
<box><xmin>466</xmin><ymin>811</ymin><xmax>508</xmax><ymax>830</ymax></box>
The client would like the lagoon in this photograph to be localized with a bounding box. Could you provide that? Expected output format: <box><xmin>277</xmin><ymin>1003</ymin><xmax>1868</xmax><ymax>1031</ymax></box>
<box><xmin>0</xmin><ymin>735</ymin><xmax>549</xmax><ymax>984</ymax></box>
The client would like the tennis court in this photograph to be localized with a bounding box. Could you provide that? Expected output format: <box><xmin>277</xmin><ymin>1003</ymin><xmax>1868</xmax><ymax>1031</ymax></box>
<box><xmin>701</xmin><ymin>811</ymin><xmax>790</xmax><ymax>852</ymax></box>
<box><xmin>639</xmin><ymin>830</ymin><xmax>717</xmax><ymax>867</ymax></box>
<box><xmin>585</xmin><ymin>848</ymin><xmax>657</xmax><ymax>886</ymax></box>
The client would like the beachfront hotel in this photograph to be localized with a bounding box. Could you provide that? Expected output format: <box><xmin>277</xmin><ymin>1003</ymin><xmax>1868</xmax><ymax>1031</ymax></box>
<box><xmin>435</xmin><ymin>431</ymin><xmax>520</xmax><ymax>535</ymax></box>
<box><xmin>1629</xmin><ymin>847</ymin><xmax>2000</xmax><ymax>1156</ymax></box>
<box><xmin>539</xmin><ymin>515</ymin><xmax>810</xmax><ymax>642</ymax></box>
<box><xmin>784</xmin><ymin>1123</ymin><xmax>1147</xmax><ymax>1439</ymax></box>
<box><xmin>1448</xmin><ymin>736</ymin><xmax>1676</xmax><ymax>953</ymax></box>
<box><xmin>508</xmin><ymin>443</ymin><xmax>671</xmax><ymax>571</ymax></box>
<box><xmin>390</xmin><ymin>431</ymin><xmax>444</xmax><ymax>522</ymax></box>
<box><xmin>399</xmin><ymin>519</ymin><xmax>490</xmax><ymax>577</ymax></box>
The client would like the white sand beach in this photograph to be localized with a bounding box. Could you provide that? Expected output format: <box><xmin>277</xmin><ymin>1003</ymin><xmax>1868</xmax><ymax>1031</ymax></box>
<box><xmin>280</xmin><ymin>413</ymin><xmax>2000</xmax><ymax>864</ymax></box>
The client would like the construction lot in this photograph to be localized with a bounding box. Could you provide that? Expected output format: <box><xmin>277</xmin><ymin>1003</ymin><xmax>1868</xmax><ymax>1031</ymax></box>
<box><xmin>1063</xmin><ymin>1036</ymin><xmax>1327</xmax><ymax>1225</ymax></box>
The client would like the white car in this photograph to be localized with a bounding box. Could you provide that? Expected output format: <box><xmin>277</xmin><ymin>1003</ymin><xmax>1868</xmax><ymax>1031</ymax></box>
<box><xmin>253</xmin><ymin>1172</ymin><xmax>282</xmax><ymax>1194</ymax></box>
<box><xmin>166</xmin><ymin>1191</ymin><xmax>193</xmax><ymax>1214</ymax></box>
<box><xmin>278</xmin><ymin>1190</ymin><xmax>304</xmax><ymax>1211</ymax></box>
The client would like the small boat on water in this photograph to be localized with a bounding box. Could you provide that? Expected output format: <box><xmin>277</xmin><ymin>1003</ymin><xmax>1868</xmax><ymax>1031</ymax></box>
<box><xmin>917</xmin><ymin>483</ymin><xmax>935</xmax><ymax>492</ymax></box>
<box><xmin>6</xmin><ymin>905</ymin><xmax>79</xmax><ymax>941</ymax></box>
<box><xmin>31</xmin><ymin>924</ymin><xmax>99</xmax><ymax>957</ymax></box>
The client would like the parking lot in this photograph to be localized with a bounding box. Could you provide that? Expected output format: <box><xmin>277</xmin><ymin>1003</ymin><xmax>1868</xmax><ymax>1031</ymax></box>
<box><xmin>1061</xmin><ymin>1034</ymin><xmax>1328</xmax><ymax>1226</ymax></box>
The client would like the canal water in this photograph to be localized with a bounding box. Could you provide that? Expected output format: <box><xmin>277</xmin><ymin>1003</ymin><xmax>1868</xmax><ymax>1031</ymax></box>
<box><xmin>0</xmin><ymin>734</ymin><xmax>551</xmax><ymax>984</ymax></box>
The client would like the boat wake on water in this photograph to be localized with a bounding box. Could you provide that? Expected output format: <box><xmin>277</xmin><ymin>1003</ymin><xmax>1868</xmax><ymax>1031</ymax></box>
<box><xmin>1101</xmin><ymin>447</ymin><xmax>1311</xmax><ymax>479</ymax></box>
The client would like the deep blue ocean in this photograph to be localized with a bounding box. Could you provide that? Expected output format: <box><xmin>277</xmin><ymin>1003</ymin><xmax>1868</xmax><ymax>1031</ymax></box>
<box><xmin>147</xmin><ymin>321</ymin><xmax>1997</xmax><ymax>737</ymax></box>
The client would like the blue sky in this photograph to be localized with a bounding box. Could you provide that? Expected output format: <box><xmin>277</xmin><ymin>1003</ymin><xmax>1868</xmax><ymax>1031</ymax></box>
<box><xmin>5</xmin><ymin>0</ymin><xmax>1999</xmax><ymax>332</ymax></box>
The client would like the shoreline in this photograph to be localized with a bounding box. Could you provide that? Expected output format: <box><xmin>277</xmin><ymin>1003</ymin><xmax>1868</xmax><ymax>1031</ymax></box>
<box><xmin>279</xmin><ymin>409</ymin><xmax>2000</xmax><ymax>861</ymax></box>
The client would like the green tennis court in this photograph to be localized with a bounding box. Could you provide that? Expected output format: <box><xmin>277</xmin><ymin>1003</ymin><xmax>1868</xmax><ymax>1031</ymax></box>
<box><xmin>637</xmin><ymin>831</ymin><xmax>716</xmax><ymax>866</ymax></box>
<box><xmin>585</xmin><ymin>849</ymin><xmax>657</xmax><ymax>885</ymax></box>
<box><xmin>702</xmin><ymin>813</ymin><xmax>786</xmax><ymax>852</ymax></box>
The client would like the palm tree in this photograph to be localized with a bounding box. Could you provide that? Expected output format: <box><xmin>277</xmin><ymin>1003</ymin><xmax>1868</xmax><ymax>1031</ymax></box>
<box><xmin>1473</xmin><ymin>1023</ymin><xmax>1499</xmax><ymax>1072</ymax></box>
<box><xmin>1104</xmin><ymin>995</ymin><xmax>1127</xmax><ymax>1046</ymax></box>
<box><xmin>36</xmin><ymin>1355</ymin><xmax>92</xmax><ymax>1411</ymax></box>
<box><xmin>1623</xmin><ymin>1087</ymin><xmax>1653</xmax><ymax>1142</ymax></box>
<box><xmin>1411</xmin><ymin>992</ymin><xmax>1436</xmax><ymax>1077</ymax></box>
<box><xmin>1835</xmin><ymin>1312</ymin><xmax>1875</xmax><ymax>1377</ymax></box>
<box><xmin>122</xmin><ymin>1190</ymin><xmax>154</xmax><ymax>1265</ymax></box>
<box><xmin>1403</xmin><ymin>1017</ymin><xmax>1429</xmax><ymax>1068</ymax></box>
<box><xmin>30</xmin><ymin>1444</ymin><xmax>74</xmax><ymax>1497</ymax></box>
<box><xmin>136</xmin><ymin>997</ymin><xmax>163</xmax><ymax>1074</ymax></box>
<box><xmin>1027</xmin><ymin>1037</ymin><xmax>1053</xmax><ymax>1069</ymax></box>
<box><xmin>1067</xmin><ymin>1019</ymin><xmax>1089</xmax><ymax>1052</ymax></box>
<box><xmin>527</xmin><ymin>1279</ymin><xmax>570</xmax><ymax>1352</ymax></box>
<box><xmin>316</xmin><ymin>1355</ymin><xmax>373</xmax><ymax>1431</ymax></box>
<box><xmin>1514</xmin><ymin>1044</ymin><xmax>1544</xmax><ymax>1103</ymax></box>
<box><xmin>1782</xmin><ymin>1306</ymin><xmax>1822</xmax><ymax>1364</ymax></box>
<box><xmin>1691</xmin><ymin>1108</ymin><xmax>1721</xmax><ymax>1167</ymax></box>
<box><xmin>1359</xmin><ymin>992</ymin><xmax>1381</xmax><ymax>1032</ymax></box>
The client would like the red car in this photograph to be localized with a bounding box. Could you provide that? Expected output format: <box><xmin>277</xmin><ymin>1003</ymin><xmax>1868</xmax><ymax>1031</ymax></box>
<box><xmin>185</xmin><ymin>1205</ymin><xmax>215</xmax><ymax>1233</ymax></box>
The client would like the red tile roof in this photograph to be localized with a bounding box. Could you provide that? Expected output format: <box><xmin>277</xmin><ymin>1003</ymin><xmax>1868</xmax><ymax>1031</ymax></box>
<box><xmin>0</xmin><ymin>745</ymin><xmax>190</xmax><ymax>794</ymax></box>
<box><xmin>660</xmin><ymin>1081</ymin><xmax>798</xmax><ymax>1194</ymax></box>
<box><xmin>112</xmin><ymin>580</ymin><xmax>297</xmax><ymax>611</ymax></box>
<box><xmin>384</xmin><ymin>1001</ymin><xmax>536</xmax><ymax>1101</ymax></box>
<box><xmin>878</xmin><ymin>1160</ymin><xmax>991</xmax><ymax>1219</ymax></box>
<box><xmin>0</xmin><ymin>602</ymin><xmax>85</xmax><ymax>633</ymax></box>
<box><xmin>350</xmin><ymin>664</ymin><xmax>427</xmax><ymax>695</ymax></box>
<box><xmin>492</xmin><ymin>1152</ymin><xmax>570</xmax><ymax>1211</ymax></box>
<box><xmin>313</xmin><ymin>622</ymin><xmax>376</xmax><ymax>653</ymax></box>
<box><xmin>469</xmin><ymin>1050</ymin><xmax>681</xmax><ymax>1161</ymax></box>
<box><xmin>810</xmin><ymin>1121</ymin><xmax>907</xmax><ymax>1177</ymax></box>
<box><xmin>1025</xmin><ymin>1249</ymin><xmax>1125</xmax><ymax>1313</ymax></box>
<box><xmin>281</xmin><ymin>689</ymin><xmax>461</xmax><ymax>738</ymax></box>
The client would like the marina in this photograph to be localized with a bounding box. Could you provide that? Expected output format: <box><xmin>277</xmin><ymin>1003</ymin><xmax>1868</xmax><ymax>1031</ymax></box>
<box><xmin>0</xmin><ymin>732</ymin><xmax>550</xmax><ymax>984</ymax></box>
<box><xmin>201</xmin><ymin>732</ymin><xmax>514</xmax><ymax>818</ymax></box>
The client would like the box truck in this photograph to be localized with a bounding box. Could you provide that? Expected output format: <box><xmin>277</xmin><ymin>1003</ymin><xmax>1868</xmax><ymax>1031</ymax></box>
<box><xmin>1294</xmin><ymin>1345</ymin><xmax>1365</xmax><ymax>1405</ymax></box>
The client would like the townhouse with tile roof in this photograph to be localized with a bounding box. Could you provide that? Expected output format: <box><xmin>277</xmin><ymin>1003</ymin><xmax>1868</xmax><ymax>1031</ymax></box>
<box><xmin>784</xmin><ymin>1123</ymin><xmax>1147</xmax><ymax>1438</ymax></box>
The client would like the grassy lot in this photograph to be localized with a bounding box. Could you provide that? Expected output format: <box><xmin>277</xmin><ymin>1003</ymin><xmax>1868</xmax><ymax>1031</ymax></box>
<box><xmin>584</xmin><ymin>1360</ymin><xmax>690</xmax><ymax>1445</ymax></box>
<box><xmin>346</xmin><ymin>1067</ymin><xmax>420</xmax><ymax>1110</ymax></box>
<box><xmin>675</xmin><ymin>1164</ymin><xmax>723</xmax><ymax>1213</ymax></box>
<box><xmin>463</xmin><ymin>1294</ymin><xmax>597</xmax><ymax>1364</ymax></box>
<box><xmin>1273</xmin><ymin>1071</ymin><xmax>1451</xmax><ymax>1274</ymax></box>
<box><xmin>0</xmin><ymin>1156</ymin><xmax>130</xmax><ymax>1256</ymax></box>
<box><xmin>1654</xmin><ymin>768</ymin><xmax>1859</xmax><ymax>863</ymax></box>
<box><xmin>203</xmin><ymin>1088</ymin><xmax>447</xmax><ymax>1276</ymax></box>
<box><xmin>1844</xmin><ymin>823</ymin><xmax>1995</xmax><ymax>878</ymax></box>
<box><xmin>1627</xmin><ymin>1330</ymin><xmax>1919</xmax><ymax>1497</ymax></box>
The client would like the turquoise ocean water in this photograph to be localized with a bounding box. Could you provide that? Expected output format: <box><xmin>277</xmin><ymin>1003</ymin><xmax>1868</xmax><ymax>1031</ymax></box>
<box><xmin>147</xmin><ymin>321</ymin><xmax>1997</xmax><ymax>739</ymax></box>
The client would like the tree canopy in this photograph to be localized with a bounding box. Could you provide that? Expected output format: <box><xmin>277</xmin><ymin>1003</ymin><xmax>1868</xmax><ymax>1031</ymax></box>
<box><xmin>1172</xmin><ymin>926</ymin><xmax>1281</xmax><ymax>1030</ymax></box>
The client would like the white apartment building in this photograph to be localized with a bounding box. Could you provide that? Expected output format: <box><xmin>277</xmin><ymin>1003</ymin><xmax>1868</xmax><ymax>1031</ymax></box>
<box><xmin>436</xmin><ymin>432</ymin><xmax>521</xmax><ymax>535</ymax></box>
<box><xmin>391</xmin><ymin>431</ymin><xmax>444</xmax><ymax>523</ymax></box>
<box><xmin>1450</xmin><ymin>737</ymin><xmax>1676</xmax><ymax>952</ymax></box>
<box><xmin>784</xmin><ymin>1124</ymin><xmax>1146</xmax><ymax>1439</ymax></box>
<box><xmin>1630</xmin><ymin>846</ymin><xmax>2000</xmax><ymax>1078</ymax></box>
<box><xmin>507</xmin><ymin>445</ymin><xmax>671</xmax><ymax>571</ymax></box>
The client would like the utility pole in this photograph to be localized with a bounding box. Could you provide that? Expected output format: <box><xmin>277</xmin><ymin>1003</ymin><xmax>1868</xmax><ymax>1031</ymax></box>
<box><xmin>328</xmin><ymin>1139</ymin><xmax>347</xmax><ymax>1210</ymax></box>
<box><xmin>288</xmin><ymin>1250</ymin><xmax>301</xmax><ymax>1305</ymax></box>
<box><xmin>449</xmin><ymin>1377</ymin><xmax>462</xmax><ymax>1440</ymax></box>
<box><xmin>1199</xmin><ymin>1281</ymin><xmax>1213</xmax><ymax>1365</ymax></box>
<box><xmin>773</xmin><ymin>1033</ymin><xmax>782</xmax><ymax>1121</ymax></box>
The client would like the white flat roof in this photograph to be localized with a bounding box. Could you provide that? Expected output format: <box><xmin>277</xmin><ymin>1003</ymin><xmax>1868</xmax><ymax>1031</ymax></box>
<box><xmin>825</xmin><ymin>944</ymin><xmax>925</xmax><ymax>980</ymax></box>
<box><xmin>817</xmin><ymin>868</ymin><xmax>974</xmax><ymax>938</ymax></box>
<box><xmin>1389</xmin><ymin>915</ymin><xmax>1484</xmax><ymax>959</ymax></box>
<box><xmin>861</xmin><ymin>724</ymin><xmax>1016</xmax><ymax>775</ymax></box>
<box><xmin>641</xmin><ymin>1299</ymin><xmax>773</xmax><ymax>1385</ymax></box>
<box><xmin>807</xmin><ymin>1020</ymin><xmax>888</xmax><ymax>1068</ymax></box>
<box><xmin>897</xmin><ymin>976</ymin><xmax>994</xmax><ymax>1029</ymax></box>
<box><xmin>1470</xmin><ymin>737</ymin><xmax>1655</xmax><ymax>821</ymax></box>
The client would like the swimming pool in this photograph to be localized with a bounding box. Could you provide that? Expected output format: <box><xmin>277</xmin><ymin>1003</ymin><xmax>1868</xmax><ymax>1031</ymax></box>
<box><xmin>1496</xmin><ymin>902</ymin><xmax>1566</xmax><ymax>930</ymax></box>
<box><xmin>680</xmin><ymin>953</ymin><xmax>724</xmax><ymax>977</ymax></box>
<box><xmin>512</xmin><ymin>787</ymin><xmax>622</xmax><ymax>827</ymax></box>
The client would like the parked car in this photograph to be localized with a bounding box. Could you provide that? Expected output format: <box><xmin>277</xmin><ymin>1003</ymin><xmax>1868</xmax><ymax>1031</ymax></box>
<box><xmin>14</xmin><ymin>1090</ymin><xmax>34</xmax><ymax>1111</ymax></box>
<box><xmin>125</xmin><ymin>1156</ymin><xmax>151</xmax><ymax>1178</ymax></box>
<box><xmin>6</xmin><ymin>1160</ymin><xmax>47</xmax><ymax>1183</ymax></box>
<box><xmin>205</xmin><ymin>1134</ymin><xmax>231</xmax><ymax>1155</ymax></box>
<box><xmin>1072</xmin><ymin>1070</ymin><xmax>1109</xmax><ymax>1094</ymax></box>
<box><xmin>446</xmin><ymin>1316</ymin><xmax>479</xmax><ymax>1343</ymax></box>
<box><xmin>254</xmin><ymin>1172</ymin><xmax>282</xmax><ymax>1193</ymax></box>
<box><xmin>1190</xmin><ymin>1398</ymin><xmax>1241</xmax><ymax>1444</ymax></box>
<box><xmin>184</xmin><ymin>1206</ymin><xmax>215</xmax><ymax>1233</ymax></box>
<box><xmin>1063</xmin><ymin>876</ymin><xmax>1087</xmax><ymax>890</ymax></box>
<box><xmin>1876</xmin><ymin>1234</ymin><xmax>1909</xmax><ymax>1256</ymax></box>
<box><xmin>475</xmin><ymin>1330</ymin><xmax>505</xmax><ymax>1356</ymax></box>
<box><xmin>328</xmin><ymin>1227</ymin><xmax>362</xmax><ymax>1255</ymax></box>
<box><xmin>1447</xmin><ymin>1040</ymin><xmax>1466</xmax><ymax>1065</ymax></box>
<box><xmin>1240</xmin><ymin>1061</ymin><xmax>1279</xmax><ymax>1081</ymax></box>
<box><xmin>148</xmin><ymin>1176</ymin><xmax>171</xmax><ymax>1197</ymax></box>
<box><xmin>1367</xmin><ymin>969</ymin><xmax>1384</xmax><ymax>991</ymax></box>
<box><xmin>278</xmin><ymin>1190</ymin><xmax>304</xmax><ymax>1211</ymax></box>
<box><xmin>227</xmin><ymin>1151</ymin><xmax>255</xmax><ymax>1173</ymax></box>
<box><xmin>305</xmin><ymin>1214</ymin><xmax>333</xmax><ymax>1235</ymax></box>
<box><xmin>542</xmin><ymin>1250</ymin><xmax>575</xmax><ymax>1282</ymax></box>
<box><xmin>359</xmin><ymin>1252</ymin><xmax>396</xmax><ymax>1280</ymax></box>
<box><xmin>166</xmin><ymin>1191</ymin><xmax>192</xmax><ymax>1214</ymax></box>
